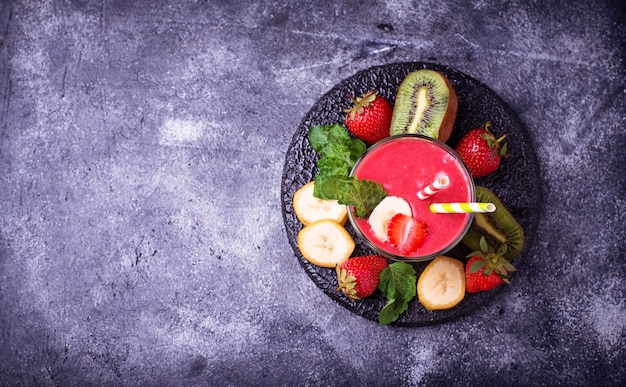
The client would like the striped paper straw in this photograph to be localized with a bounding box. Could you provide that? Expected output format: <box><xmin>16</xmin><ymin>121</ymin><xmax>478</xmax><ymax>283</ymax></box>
<box><xmin>430</xmin><ymin>202</ymin><xmax>496</xmax><ymax>213</ymax></box>
<box><xmin>417</xmin><ymin>176</ymin><xmax>450</xmax><ymax>200</ymax></box>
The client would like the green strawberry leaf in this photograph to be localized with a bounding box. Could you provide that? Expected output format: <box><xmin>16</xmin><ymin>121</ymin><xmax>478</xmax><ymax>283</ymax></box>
<box><xmin>377</xmin><ymin>261</ymin><xmax>417</xmax><ymax>325</ymax></box>
<box><xmin>500</xmin><ymin>141</ymin><xmax>508</xmax><ymax>157</ymax></box>
<box><xmin>479</xmin><ymin>236</ymin><xmax>489</xmax><ymax>253</ymax></box>
<box><xmin>469</xmin><ymin>259</ymin><xmax>486</xmax><ymax>273</ymax></box>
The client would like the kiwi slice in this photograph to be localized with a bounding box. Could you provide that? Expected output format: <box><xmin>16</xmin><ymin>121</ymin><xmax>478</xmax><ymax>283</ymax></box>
<box><xmin>389</xmin><ymin>69</ymin><xmax>458</xmax><ymax>142</ymax></box>
<box><xmin>462</xmin><ymin>186</ymin><xmax>525</xmax><ymax>261</ymax></box>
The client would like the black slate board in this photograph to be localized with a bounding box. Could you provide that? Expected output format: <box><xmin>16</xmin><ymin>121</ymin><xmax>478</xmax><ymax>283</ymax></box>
<box><xmin>281</xmin><ymin>62</ymin><xmax>542</xmax><ymax>326</ymax></box>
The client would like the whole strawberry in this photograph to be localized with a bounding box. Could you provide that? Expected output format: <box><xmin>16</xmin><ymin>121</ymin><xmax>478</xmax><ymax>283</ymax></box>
<box><xmin>465</xmin><ymin>237</ymin><xmax>517</xmax><ymax>293</ymax></box>
<box><xmin>455</xmin><ymin>121</ymin><xmax>509</xmax><ymax>178</ymax></box>
<box><xmin>344</xmin><ymin>90</ymin><xmax>392</xmax><ymax>146</ymax></box>
<box><xmin>336</xmin><ymin>255</ymin><xmax>388</xmax><ymax>300</ymax></box>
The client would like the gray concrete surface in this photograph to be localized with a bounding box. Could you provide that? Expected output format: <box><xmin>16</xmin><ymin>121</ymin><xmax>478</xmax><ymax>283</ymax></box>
<box><xmin>1</xmin><ymin>0</ymin><xmax>624</xmax><ymax>385</ymax></box>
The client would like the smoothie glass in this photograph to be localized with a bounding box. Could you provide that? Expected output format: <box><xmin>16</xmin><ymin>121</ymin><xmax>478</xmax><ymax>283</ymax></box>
<box><xmin>348</xmin><ymin>134</ymin><xmax>476</xmax><ymax>262</ymax></box>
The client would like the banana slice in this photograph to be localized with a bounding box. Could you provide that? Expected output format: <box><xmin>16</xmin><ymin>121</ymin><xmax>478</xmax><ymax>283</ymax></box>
<box><xmin>417</xmin><ymin>256</ymin><xmax>465</xmax><ymax>310</ymax></box>
<box><xmin>368</xmin><ymin>196</ymin><xmax>412</xmax><ymax>242</ymax></box>
<box><xmin>293</xmin><ymin>181</ymin><xmax>348</xmax><ymax>226</ymax></box>
<box><xmin>297</xmin><ymin>219</ymin><xmax>355</xmax><ymax>268</ymax></box>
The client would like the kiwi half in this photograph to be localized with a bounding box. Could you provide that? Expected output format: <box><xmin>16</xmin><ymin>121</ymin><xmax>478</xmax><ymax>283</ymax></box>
<box><xmin>462</xmin><ymin>186</ymin><xmax>525</xmax><ymax>261</ymax></box>
<box><xmin>389</xmin><ymin>69</ymin><xmax>458</xmax><ymax>142</ymax></box>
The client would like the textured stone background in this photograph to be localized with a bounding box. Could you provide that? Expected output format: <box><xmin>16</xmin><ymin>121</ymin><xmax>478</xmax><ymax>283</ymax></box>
<box><xmin>0</xmin><ymin>0</ymin><xmax>624</xmax><ymax>385</ymax></box>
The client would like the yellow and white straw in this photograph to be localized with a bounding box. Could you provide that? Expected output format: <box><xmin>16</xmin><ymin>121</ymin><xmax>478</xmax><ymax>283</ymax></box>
<box><xmin>430</xmin><ymin>202</ymin><xmax>496</xmax><ymax>213</ymax></box>
<box><xmin>417</xmin><ymin>176</ymin><xmax>450</xmax><ymax>200</ymax></box>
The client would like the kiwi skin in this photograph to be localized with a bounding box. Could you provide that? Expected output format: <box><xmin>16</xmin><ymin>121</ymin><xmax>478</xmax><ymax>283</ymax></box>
<box><xmin>462</xmin><ymin>186</ymin><xmax>525</xmax><ymax>261</ymax></box>
<box><xmin>389</xmin><ymin>69</ymin><xmax>458</xmax><ymax>143</ymax></box>
<box><xmin>436</xmin><ymin>74</ymin><xmax>458</xmax><ymax>143</ymax></box>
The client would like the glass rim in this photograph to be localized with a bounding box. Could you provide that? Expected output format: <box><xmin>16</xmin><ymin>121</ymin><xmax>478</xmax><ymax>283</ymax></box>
<box><xmin>347</xmin><ymin>134</ymin><xmax>476</xmax><ymax>263</ymax></box>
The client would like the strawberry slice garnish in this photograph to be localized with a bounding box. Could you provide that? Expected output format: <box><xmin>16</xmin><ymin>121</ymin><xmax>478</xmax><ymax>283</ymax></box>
<box><xmin>386</xmin><ymin>213</ymin><xmax>428</xmax><ymax>255</ymax></box>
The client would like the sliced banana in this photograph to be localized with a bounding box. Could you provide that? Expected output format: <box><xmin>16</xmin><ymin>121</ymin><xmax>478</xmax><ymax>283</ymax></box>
<box><xmin>368</xmin><ymin>196</ymin><xmax>412</xmax><ymax>242</ymax></box>
<box><xmin>293</xmin><ymin>181</ymin><xmax>348</xmax><ymax>226</ymax></box>
<box><xmin>297</xmin><ymin>219</ymin><xmax>355</xmax><ymax>268</ymax></box>
<box><xmin>417</xmin><ymin>256</ymin><xmax>465</xmax><ymax>310</ymax></box>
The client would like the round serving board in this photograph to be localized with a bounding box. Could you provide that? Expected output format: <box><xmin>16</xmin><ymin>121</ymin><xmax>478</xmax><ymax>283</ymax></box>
<box><xmin>281</xmin><ymin>62</ymin><xmax>541</xmax><ymax>326</ymax></box>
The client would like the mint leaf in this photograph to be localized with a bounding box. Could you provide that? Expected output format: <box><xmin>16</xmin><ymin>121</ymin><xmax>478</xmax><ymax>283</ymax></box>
<box><xmin>315</xmin><ymin>156</ymin><xmax>351</xmax><ymax>181</ymax></box>
<box><xmin>346</xmin><ymin>135</ymin><xmax>368</xmax><ymax>163</ymax></box>
<box><xmin>308</xmin><ymin>124</ymin><xmax>366</xmax><ymax>160</ymax></box>
<box><xmin>316</xmin><ymin>175</ymin><xmax>387</xmax><ymax>218</ymax></box>
<box><xmin>352</xmin><ymin>179</ymin><xmax>388</xmax><ymax>218</ymax></box>
<box><xmin>307</xmin><ymin>124</ymin><xmax>385</xmax><ymax>217</ymax></box>
<box><xmin>377</xmin><ymin>261</ymin><xmax>417</xmax><ymax>325</ymax></box>
<box><xmin>308</xmin><ymin>125</ymin><xmax>366</xmax><ymax>177</ymax></box>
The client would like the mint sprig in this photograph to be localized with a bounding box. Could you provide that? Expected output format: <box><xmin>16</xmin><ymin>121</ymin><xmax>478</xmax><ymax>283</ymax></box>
<box><xmin>377</xmin><ymin>261</ymin><xmax>417</xmax><ymax>325</ymax></box>
<box><xmin>316</xmin><ymin>175</ymin><xmax>387</xmax><ymax>218</ymax></box>
<box><xmin>307</xmin><ymin>124</ymin><xmax>386</xmax><ymax>217</ymax></box>
<box><xmin>308</xmin><ymin>124</ymin><xmax>366</xmax><ymax>162</ymax></box>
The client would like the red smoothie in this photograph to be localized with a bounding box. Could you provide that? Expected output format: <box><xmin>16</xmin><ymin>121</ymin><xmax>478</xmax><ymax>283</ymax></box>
<box><xmin>349</xmin><ymin>135</ymin><xmax>475</xmax><ymax>261</ymax></box>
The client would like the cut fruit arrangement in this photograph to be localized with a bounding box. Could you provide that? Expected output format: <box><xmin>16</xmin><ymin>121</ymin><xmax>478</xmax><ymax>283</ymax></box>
<box><xmin>290</xmin><ymin>68</ymin><xmax>527</xmax><ymax>325</ymax></box>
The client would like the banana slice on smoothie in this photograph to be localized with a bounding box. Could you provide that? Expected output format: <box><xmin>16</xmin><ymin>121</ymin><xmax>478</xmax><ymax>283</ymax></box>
<box><xmin>293</xmin><ymin>181</ymin><xmax>348</xmax><ymax>226</ymax></box>
<box><xmin>368</xmin><ymin>196</ymin><xmax>412</xmax><ymax>242</ymax></box>
<box><xmin>417</xmin><ymin>256</ymin><xmax>466</xmax><ymax>310</ymax></box>
<box><xmin>297</xmin><ymin>219</ymin><xmax>355</xmax><ymax>268</ymax></box>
